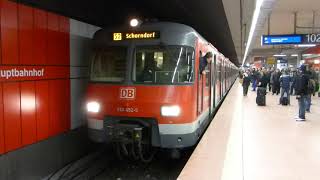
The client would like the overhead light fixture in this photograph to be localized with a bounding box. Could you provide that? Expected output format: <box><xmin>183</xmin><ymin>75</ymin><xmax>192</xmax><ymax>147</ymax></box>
<box><xmin>291</xmin><ymin>54</ymin><xmax>298</xmax><ymax>57</ymax></box>
<box><xmin>242</xmin><ymin>0</ymin><xmax>265</xmax><ymax>66</ymax></box>
<box><xmin>302</xmin><ymin>54</ymin><xmax>312</xmax><ymax>57</ymax></box>
<box><xmin>273</xmin><ymin>54</ymin><xmax>287</xmax><ymax>57</ymax></box>
<box><xmin>297</xmin><ymin>44</ymin><xmax>316</xmax><ymax>48</ymax></box>
<box><xmin>130</xmin><ymin>18</ymin><xmax>141</xmax><ymax>27</ymax></box>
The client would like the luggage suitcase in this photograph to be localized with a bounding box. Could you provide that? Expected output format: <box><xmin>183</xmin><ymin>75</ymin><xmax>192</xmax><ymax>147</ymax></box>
<box><xmin>280</xmin><ymin>92</ymin><xmax>289</xmax><ymax>105</ymax></box>
<box><xmin>256</xmin><ymin>87</ymin><xmax>266</xmax><ymax>106</ymax></box>
<box><xmin>281</xmin><ymin>97</ymin><xmax>288</xmax><ymax>105</ymax></box>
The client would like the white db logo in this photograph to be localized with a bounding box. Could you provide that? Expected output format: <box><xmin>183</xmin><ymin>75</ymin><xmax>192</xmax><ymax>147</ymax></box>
<box><xmin>120</xmin><ymin>88</ymin><xmax>136</xmax><ymax>99</ymax></box>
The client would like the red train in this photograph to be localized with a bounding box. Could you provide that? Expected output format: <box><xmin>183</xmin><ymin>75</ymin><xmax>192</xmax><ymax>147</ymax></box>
<box><xmin>85</xmin><ymin>22</ymin><xmax>238</xmax><ymax>161</ymax></box>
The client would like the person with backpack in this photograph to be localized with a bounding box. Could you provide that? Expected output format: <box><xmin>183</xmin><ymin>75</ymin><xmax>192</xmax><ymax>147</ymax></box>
<box><xmin>295</xmin><ymin>64</ymin><xmax>309</xmax><ymax>121</ymax></box>
<box><xmin>279</xmin><ymin>69</ymin><xmax>291</xmax><ymax>105</ymax></box>
<box><xmin>305</xmin><ymin>69</ymin><xmax>315</xmax><ymax>113</ymax></box>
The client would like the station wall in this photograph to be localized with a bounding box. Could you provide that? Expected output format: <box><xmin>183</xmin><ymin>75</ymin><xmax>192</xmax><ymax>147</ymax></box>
<box><xmin>0</xmin><ymin>0</ymin><xmax>99</xmax><ymax>154</ymax></box>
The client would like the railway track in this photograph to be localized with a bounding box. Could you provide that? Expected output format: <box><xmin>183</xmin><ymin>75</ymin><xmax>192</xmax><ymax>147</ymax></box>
<box><xmin>45</xmin><ymin>146</ymin><xmax>193</xmax><ymax>180</ymax></box>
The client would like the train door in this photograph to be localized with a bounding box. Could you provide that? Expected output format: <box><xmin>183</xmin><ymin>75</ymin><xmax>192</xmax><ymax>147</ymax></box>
<box><xmin>197</xmin><ymin>50</ymin><xmax>211</xmax><ymax>115</ymax></box>
<box><xmin>197</xmin><ymin>51</ymin><xmax>204</xmax><ymax>115</ymax></box>
<box><xmin>210</xmin><ymin>54</ymin><xmax>216</xmax><ymax>115</ymax></box>
<box><xmin>215</xmin><ymin>57</ymin><xmax>221</xmax><ymax>103</ymax></box>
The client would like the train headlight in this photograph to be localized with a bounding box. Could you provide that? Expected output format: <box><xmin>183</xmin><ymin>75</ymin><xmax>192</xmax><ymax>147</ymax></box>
<box><xmin>87</xmin><ymin>101</ymin><xmax>100</xmax><ymax>113</ymax></box>
<box><xmin>161</xmin><ymin>105</ymin><xmax>181</xmax><ymax>117</ymax></box>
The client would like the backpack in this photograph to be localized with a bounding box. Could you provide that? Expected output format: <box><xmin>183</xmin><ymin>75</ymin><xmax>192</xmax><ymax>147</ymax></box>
<box><xmin>308</xmin><ymin>79</ymin><xmax>315</xmax><ymax>93</ymax></box>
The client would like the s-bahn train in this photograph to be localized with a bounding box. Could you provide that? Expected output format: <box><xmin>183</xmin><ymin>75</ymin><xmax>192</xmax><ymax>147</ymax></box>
<box><xmin>85</xmin><ymin>22</ymin><xmax>238</xmax><ymax>161</ymax></box>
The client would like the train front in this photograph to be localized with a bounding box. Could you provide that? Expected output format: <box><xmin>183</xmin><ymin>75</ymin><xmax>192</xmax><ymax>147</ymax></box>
<box><xmin>85</xmin><ymin>23</ymin><xmax>198</xmax><ymax>160</ymax></box>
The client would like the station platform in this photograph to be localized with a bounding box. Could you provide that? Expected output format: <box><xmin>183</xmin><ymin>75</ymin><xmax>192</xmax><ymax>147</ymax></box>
<box><xmin>178</xmin><ymin>80</ymin><xmax>320</xmax><ymax>180</ymax></box>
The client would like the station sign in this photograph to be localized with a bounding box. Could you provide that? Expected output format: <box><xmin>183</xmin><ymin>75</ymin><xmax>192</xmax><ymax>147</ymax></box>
<box><xmin>266</xmin><ymin>57</ymin><xmax>276</xmax><ymax>64</ymax></box>
<box><xmin>262</xmin><ymin>33</ymin><xmax>320</xmax><ymax>45</ymax></box>
<box><xmin>112</xmin><ymin>31</ymin><xmax>160</xmax><ymax>41</ymax></box>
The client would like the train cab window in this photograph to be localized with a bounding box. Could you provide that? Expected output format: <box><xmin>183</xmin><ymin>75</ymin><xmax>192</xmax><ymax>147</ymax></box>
<box><xmin>134</xmin><ymin>46</ymin><xmax>195</xmax><ymax>84</ymax></box>
<box><xmin>90</xmin><ymin>47</ymin><xmax>127</xmax><ymax>82</ymax></box>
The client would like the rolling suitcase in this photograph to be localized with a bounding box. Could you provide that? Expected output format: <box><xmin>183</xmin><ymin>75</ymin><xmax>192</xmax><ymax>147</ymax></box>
<box><xmin>256</xmin><ymin>87</ymin><xmax>266</xmax><ymax>106</ymax></box>
<box><xmin>281</xmin><ymin>92</ymin><xmax>289</xmax><ymax>105</ymax></box>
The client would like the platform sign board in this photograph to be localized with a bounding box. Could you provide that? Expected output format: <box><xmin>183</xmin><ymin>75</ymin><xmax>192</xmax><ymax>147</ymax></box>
<box><xmin>266</xmin><ymin>57</ymin><xmax>276</xmax><ymax>64</ymax></box>
<box><xmin>262</xmin><ymin>33</ymin><xmax>320</xmax><ymax>45</ymax></box>
<box><xmin>262</xmin><ymin>35</ymin><xmax>302</xmax><ymax>45</ymax></box>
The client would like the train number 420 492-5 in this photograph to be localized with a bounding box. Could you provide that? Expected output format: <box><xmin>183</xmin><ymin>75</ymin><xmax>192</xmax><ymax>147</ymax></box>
<box><xmin>117</xmin><ymin>107</ymin><xmax>139</xmax><ymax>113</ymax></box>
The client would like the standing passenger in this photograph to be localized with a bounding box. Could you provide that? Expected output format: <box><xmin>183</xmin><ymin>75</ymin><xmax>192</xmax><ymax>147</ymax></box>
<box><xmin>305</xmin><ymin>69</ymin><xmax>315</xmax><ymax>113</ymax></box>
<box><xmin>295</xmin><ymin>65</ymin><xmax>309</xmax><ymax>121</ymax></box>
<box><xmin>279</xmin><ymin>69</ymin><xmax>291</xmax><ymax>105</ymax></box>
<box><xmin>242</xmin><ymin>71</ymin><xmax>251</xmax><ymax>96</ymax></box>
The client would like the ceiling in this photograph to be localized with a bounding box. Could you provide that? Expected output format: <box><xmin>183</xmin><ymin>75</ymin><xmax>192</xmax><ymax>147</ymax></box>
<box><xmin>222</xmin><ymin>0</ymin><xmax>255</xmax><ymax>63</ymax></box>
<box><xmin>15</xmin><ymin>0</ymin><xmax>240</xmax><ymax>65</ymax></box>
<box><xmin>248</xmin><ymin>0</ymin><xmax>320</xmax><ymax>63</ymax></box>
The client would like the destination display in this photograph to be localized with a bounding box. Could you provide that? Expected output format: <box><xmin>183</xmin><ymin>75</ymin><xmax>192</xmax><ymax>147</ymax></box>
<box><xmin>112</xmin><ymin>31</ymin><xmax>160</xmax><ymax>41</ymax></box>
<box><xmin>262</xmin><ymin>33</ymin><xmax>320</xmax><ymax>45</ymax></box>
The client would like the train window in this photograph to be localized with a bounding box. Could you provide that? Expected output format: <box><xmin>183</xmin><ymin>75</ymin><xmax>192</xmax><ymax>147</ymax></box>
<box><xmin>90</xmin><ymin>47</ymin><xmax>127</xmax><ymax>82</ymax></box>
<box><xmin>134</xmin><ymin>46</ymin><xmax>195</xmax><ymax>84</ymax></box>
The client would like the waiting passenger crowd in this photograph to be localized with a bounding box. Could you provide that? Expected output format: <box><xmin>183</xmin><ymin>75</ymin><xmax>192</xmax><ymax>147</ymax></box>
<box><xmin>239</xmin><ymin>65</ymin><xmax>320</xmax><ymax>121</ymax></box>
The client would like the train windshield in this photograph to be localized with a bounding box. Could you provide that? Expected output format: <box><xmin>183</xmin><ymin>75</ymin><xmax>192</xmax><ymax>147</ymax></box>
<box><xmin>133</xmin><ymin>46</ymin><xmax>195</xmax><ymax>84</ymax></box>
<box><xmin>90</xmin><ymin>47</ymin><xmax>127</xmax><ymax>82</ymax></box>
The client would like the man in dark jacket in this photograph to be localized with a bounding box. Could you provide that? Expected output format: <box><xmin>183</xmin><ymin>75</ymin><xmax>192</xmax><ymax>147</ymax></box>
<box><xmin>199</xmin><ymin>52</ymin><xmax>213</xmax><ymax>75</ymax></box>
<box><xmin>290</xmin><ymin>70</ymin><xmax>297</xmax><ymax>95</ymax></box>
<box><xmin>258</xmin><ymin>71</ymin><xmax>269</xmax><ymax>88</ymax></box>
<box><xmin>242</xmin><ymin>71</ymin><xmax>251</xmax><ymax>96</ymax></box>
<box><xmin>271</xmin><ymin>69</ymin><xmax>281</xmax><ymax>95</ymax></box>
<box><xmin>279</xmin><ymin>69</ymin><xmax>291</xmax><ymax>105</ymax></box>
<box><xmin>251</xmin><ymin>69</ymin><xmax>259</xmax><ymax>91</ymax></box>
<box><xmin>295</xmin><ymin>65</ymin><xmax>309</xmax><ymax>121</ymax></box>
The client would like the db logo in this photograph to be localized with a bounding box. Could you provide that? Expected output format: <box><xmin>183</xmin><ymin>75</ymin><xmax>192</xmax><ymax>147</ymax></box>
<box><xmin>120</xmin><ymin>88</ymin><xmax>136</xmax><ymax>99</ymax></box>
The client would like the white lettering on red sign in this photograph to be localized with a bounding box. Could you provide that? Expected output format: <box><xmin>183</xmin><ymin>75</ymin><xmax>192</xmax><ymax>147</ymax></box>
<box><xmin>0</xmin><ymin>68</ymin><xmax>44</xmax><ymax>79</ymax></box>
<box><xmin>120</xmin><ymin>88</ymin><xmax>136</xmax><ymax>99</ymax></box>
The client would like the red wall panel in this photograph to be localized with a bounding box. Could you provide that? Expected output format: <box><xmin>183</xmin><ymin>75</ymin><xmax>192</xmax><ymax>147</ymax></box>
<box><xmin>36</xmin><ymin>81</ymin><xmax>49</xmax><ymax>141</ymax></box>
<box><xmin>21</xmin><ymin>82</ymin><xmax>37</xmax><ymax>145</ymax></box>
<box><xmin>63</xmin><ymin>80</ymin><xmax>71</xmax><ymax>131</ymax></box>
<box><xmin>34</xmin><ymin>9</ymin><xmax>47</xmax><ymax>65</ymax></box>
<box><xmin>49</xmin><ymin>80</ymin><xmax>62</xmax><ymax>136</ymax></box>
<box><xmin>0</xmin><ymin>83</ymin><xmax>4</xmax><ymax>153</ymax></box>
<box><xmin>0</xmin><ymin>1</ymin><xmax>71</xmax><ymax>154</ymax></box>
<box><xmin>3</xmin><ymin>83</ymin><xmax>21</xmax><ymax>152</ymax></box>
<box><xmin>18</xmin><ymin>4</ymin><xmax>34</xmax><ymax>65</ymax></box>
<box><xmin>47</xmin><ymin>13</ymin><xmax>59</xmax><ymax>66</ymax></box>
<box><xmin>1</xmin><ymin>0</ymin><xmax>18</xmax><ymax>65</ymax></box>
<box><xmin>59</xmin><ymin>16</ymin><xmax>70</xmax><ymax>66</ymax></box>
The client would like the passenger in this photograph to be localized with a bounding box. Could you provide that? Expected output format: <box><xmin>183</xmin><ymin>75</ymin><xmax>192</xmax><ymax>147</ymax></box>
<box><xmin>242</xmin><ymin>71</ymin><xmax>251</xmax><ymax>96</ymax></box>
<box><xmin>309</xmin><ymin>65</ymin><xmax>318</xmax><ymax>96</ymax></box>
<box><xmin>290</xmin><ymin>70</ymin><xmax>297</xmax><ymax>95</ymax></box>
<box><xmin>305</xmin><ymin>68</ymin><xmax>315</xmax><ymax>113</ymax></box>
<box><xmin>271</xmin><ymin>69</ymin><xmax>281</xmax><ymax>95</ymax></box>
<box><xmin>252</xmin><ymin>68</ymin><xmax>259</xmax><ymax>91</ymax></box>
<box><xmin>199</xmin><ymin>52</ymin><xmax>213</xmax><ymax>75</ymax></box>
<box><xmin>295</xmin><ymin>65</ymin><xmax>309</xmax><ymax>121</ymax></box>
<box><xmin>266</xmin><ymin>68</ymin><xmax>272</xmax><ymax>92</ymax></box>
<box><xmin>258</xmin><ymin>71</ymin><xmax>269</xmax><ymax>88</ymax></box>
<box><xmin>316</xmin><ymin>68</ymin><xmax>320</xmax><ymax>97</ymax></box>
<box><xmin>279</xmin><ymin>69</ymin><xmax>291</xmax><ymax>105</ymax></box>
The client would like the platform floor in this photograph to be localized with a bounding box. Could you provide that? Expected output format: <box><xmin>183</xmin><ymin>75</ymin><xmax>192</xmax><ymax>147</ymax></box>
<box><xmin>178</xmin><ymin>80</ymin><xmax>320</xmax><ymax>180</ymax></box>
